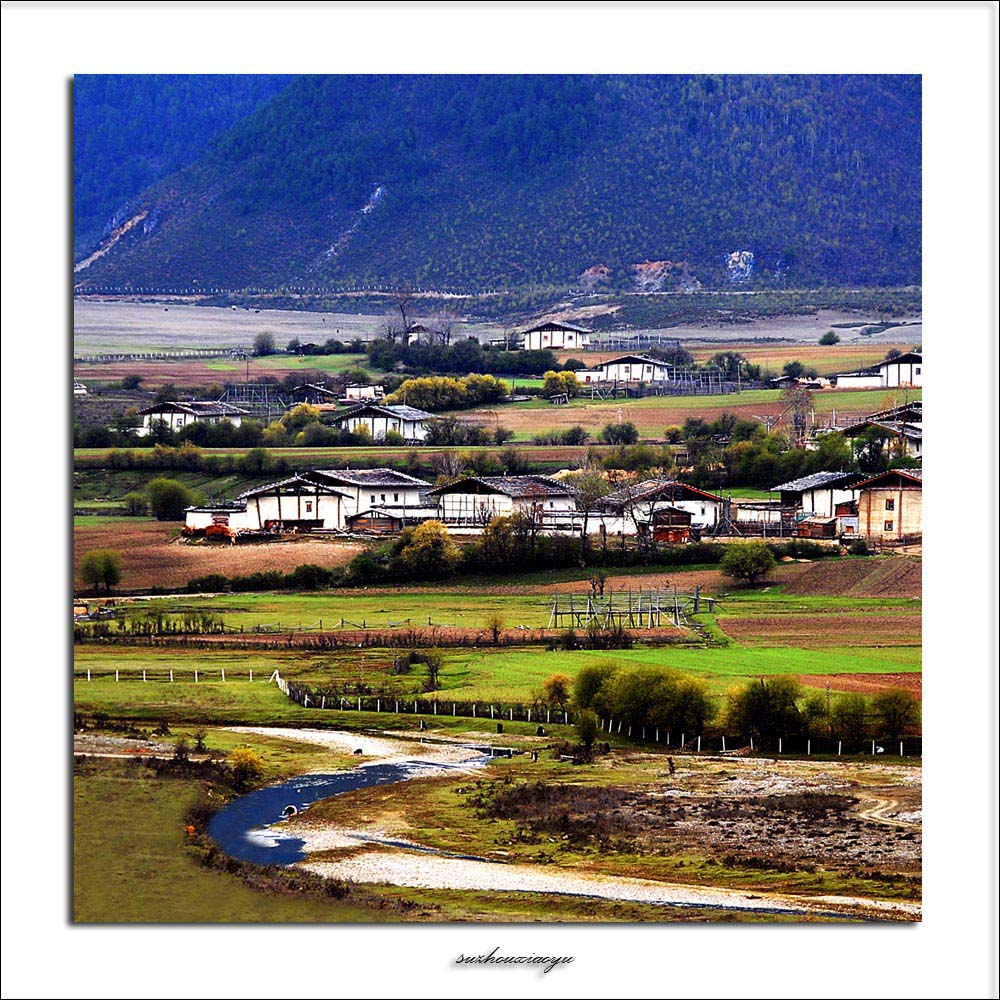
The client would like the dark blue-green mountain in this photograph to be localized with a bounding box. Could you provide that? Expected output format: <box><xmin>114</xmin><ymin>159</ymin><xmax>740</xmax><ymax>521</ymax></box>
<box><xmin>73</xmin><ymin>74</ymin><xmax>921</xmax><ymax>290</ymax></box>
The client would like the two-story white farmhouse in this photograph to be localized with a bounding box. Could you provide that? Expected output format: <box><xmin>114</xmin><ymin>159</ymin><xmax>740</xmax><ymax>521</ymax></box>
<box><xmin>184</xmin><ymin>467</ymin><xmax>434</xmax><ymax>534</ymax></box>
<box><xmin>519</xmin><ymin>320</ymin><xmax>591</xmax><ymax>351</ymax></box>
<box><xmin>576</xmin><ymin>354</ymin><xmax>674</xmax><ymax>385</ymax></box>
<box><xmin>330</xmin><ymin>403</ymin><xmax>433</xmax><ymax>442</ymax></box>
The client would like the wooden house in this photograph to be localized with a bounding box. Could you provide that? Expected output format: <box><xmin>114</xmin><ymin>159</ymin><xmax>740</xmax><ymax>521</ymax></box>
<box><xmin>135</xmin><ymin>400</ymin><xmax>248</xmax><ymax>437</ymax></box>
<box><xmin>576</xmin><ymin>354</ymin><xmax>674</xmax><ymax>385</ymax></box>
<box><xmin>428</xmin><ymin>475</ymin><xmax>579</xmax><ymax>526</ymax></box>
<box><xmin>596</xmin><ymin>479</ymin><xmax>723</xmax><ymax>530</ymax></box>
<box><xmin>771</xmin><ymin>471</ymin><xmax>865</xmax><ymax>518</ymax></box>
<box><xmin>330</xmin><ymin>402</ymin><xmax>433</xmax><ymax>443</ymax></box>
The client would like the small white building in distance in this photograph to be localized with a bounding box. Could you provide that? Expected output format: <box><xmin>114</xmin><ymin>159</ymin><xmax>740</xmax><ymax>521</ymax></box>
<box><xmin>342</xmin><ymin>383</ymin><xmax>385</xmax><ymax>403</ymax></box>
<box><xmin>135</xmin><ymin>400</ymin><xmax>248</xmax><ymax>437</ymax></box>
<box><xmin>835</xmin><ymin>351</ymin><xmax>923</xmax><ymax>389</ymax></box>
<box><xmin>74</xmin><ymin>381</ymin><xmax>88</xmax><ymax>396</ymax></box>
<box><xmin>428</xmin><ymin>475</ymin><xmax>580</xmax><ymax>526</ymax></box>
<box><xmin>520</xmin><ymin>320</ymin><xmax>591</xmax><ymax>351</ymax></box>
<box><xmin>576</xmin><ymin>354</ymin><xmax>674</xmax><ymax>384</ymax></box>
<box><xmin>330</xmin><ymin>403</ymin><xmax>433</xmax><ymax>442</ymax></box>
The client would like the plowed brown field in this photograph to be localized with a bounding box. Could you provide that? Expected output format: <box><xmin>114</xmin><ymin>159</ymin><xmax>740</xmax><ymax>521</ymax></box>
<box><xmin>782</xmin><ymin>556</ymin><xmax>921</xmax><ymax>598</ymax></box>
<box><xmin>74</xmin><ymin>521</ymin><xmax>364</xmax><ymax>592</ymax></box>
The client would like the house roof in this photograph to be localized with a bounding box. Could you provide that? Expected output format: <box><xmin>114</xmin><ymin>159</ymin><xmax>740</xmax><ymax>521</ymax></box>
<box><xmin>238</xmin><ymin>474</ymin><xmax>355</xmax><ymax>501</ymax></box>
<box><xmin>771</xmin><ymin>470</ymin><xmax>864</xmax><ymax>492</ymax></box>
<box><xmin>855</xmin><ymin>468</ymin><xmax>923</xmax><ymax>490</ymax></box>
<box><xmin>137</xmin><ymin>400</ymin><xmax>249</xmax><ymax>417</ymax></box>
<box><xmin>596</xmin><ymin>479</ymin><xmax>723</xmax><ymax>509</ymax></box>
<box><xmin>520</xmin><ymin>320</ymin><xmax>591</xmax><ymax>335</ymax></box>
<box><xmin>874</xmin><ymin>351</ymin><xmax>922</xmax><ymax>368</ymax></box>
<box><xmin>595</xmin><ymin>354</ymin><xmax>674</xmax><ymax>369</ymax></box>
<box><xmin>427</xmin><ymin>475</ymin><xmax>579</xmax><ymax>499</ymax></box>
<box><xmin>313</xmin><ymin>468</ymin><xmax>432</xmax><ymax>489</ymax></box>
<box><xmin>331</xmin><ymin>403</ymin><xmax>434</xmax><ymax>423</ymax></box>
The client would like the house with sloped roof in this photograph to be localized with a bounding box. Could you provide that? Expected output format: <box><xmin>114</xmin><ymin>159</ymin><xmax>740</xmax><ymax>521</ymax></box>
<box><xmin>836</xmin><ymin>401</ymin><xmax>923</xmax><ymax>461</ymax></box>
<box><xmin>135</xmin><ymin>400</ymin><xmax>248</xmax><ymax>437</ymax></box>
<box><xmin>519</xmin><ymin>320</ymin><xmax>591</xmax><ymax>351</ymax></box>
<box><xmin>330</xmin><ymin>402</ymin><xmax>433</xmax><ymax>442</ymax></box>
<box><xmin>834</xmin><ymin>351</ymin><xmax>923</xmax><ymax>389</ymax></box>
<box><xmin>856</xmin><ymin>468</ymin><xmax>922</xmax><ymax>541</ymax></box>
<box><xmin>596</xmin><ymin>479</ymin><xmax>724</xmax><ymax>529</ymax></box>
<box><xmin>770</xmin><ymin>470</ymin><xmax>865</xmax><ymax>519</ymax></box>
<box><xmin>576</xmin><ymin>354</ymin><xmax>674</xmax><ymax>385</ymax></box>
<box><xmin>183</xmin><ymin>467</ymin><xmax>435</xmax><ymax>534</ymax></box>
<box><xmin>428</xmin><ymin>475</ymin><xmax>580</xmax><ymax>526</ymax></box>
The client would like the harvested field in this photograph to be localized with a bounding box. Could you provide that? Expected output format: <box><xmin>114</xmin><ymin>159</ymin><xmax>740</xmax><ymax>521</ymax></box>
<box><xmin>783</xmin><ymin>556</ymin><xmax>921</xmax><ymax>599</ymax></box>
<box><xmin>73</xmin><ymin>521</ymin><xmax>364</xmax><ymax>591</ymax></box>
<box><xmin>719</xmin><ymin>611</ymin><xmax>921</xmax><ymax>648</ymax></box>
<box><xmin>798</xmin><ymin>672</ymin><xmax>923</xmax><ymax>698</ymax></box>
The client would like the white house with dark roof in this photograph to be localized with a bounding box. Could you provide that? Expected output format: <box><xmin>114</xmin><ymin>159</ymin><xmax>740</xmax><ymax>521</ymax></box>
<box><xmin>330</xmin><ymin>403</ymin><xmax>433</xmax><ymax>442</ymax></box>
<box><xmin>834</xmin><ymin>351</ymin><xmax>923</xmax><ymax>389</ymax></box>
<box><xmin>519</xmin><ymin>320</ymin><xmax>591</xmax><ymax>351</ymax></box>
<box><xmin>428</xmin><ymin>475</ymin><xmax>579</xmax><ymax>526</ymax></box>
<box><xmin>184</xmin><ymin>467</ymin><xmax>434</xmax><ymax>534</ymax></box>
<box><xmin>595</xmin><ymin>479</ymin><xmax>724</xmax><ymax>530</ymax></box>
<box><xmin>135</xmin><ymin>400</ymin><xmax>248</xmax><ymax>437</ymax></box>
<box><xmin>771</xmin><ymin>471</ymin><xmax>865</xmax><ymax>518</ymax></box>
<box><xmin>576</xmin><ymin>354</ymin><xmax>674</xmax><ymax>385</ymax></box>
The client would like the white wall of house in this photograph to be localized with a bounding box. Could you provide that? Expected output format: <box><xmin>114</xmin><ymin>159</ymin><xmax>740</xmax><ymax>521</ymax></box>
<box><xmin>185</xmin><ymin>508</ymin><xmax>256</xmax><ymax>532</ymax></box>
<box><xmin>576</xmin><ymin>359</ymin><xmax>672</xmax><ymax>384</ymax></box>
<box><xmin>522</xmin><ymin>328</ymin><xmax>590</xmax><ymax>351</ymax></box>
<box><xmin>437</xmin><ymin>492</ymin><xmax>577</xmax><ymax>524</ymax></box>
<box><xmin>242</xmin><ymin>492</ymin><xmax>345</xmax><ymax>529</ymax></box>
<box><xmin>337</xmin><ymin>484</ymin><xmax>426</xmax><ymax>519</ymax></box>
<box><xmin>340</xmin><ymin>413</ymin><xmax>427</xmax><ymax>442</ymax></box>
<box><xmin>137</xmin><ymin>411</ymin><xmax>243</xmax><ymax>437</ymax></box>
<box><xmin>793</xmin><ymin>486</ymin><xmax>858</xmax><ymax>518</ymax></box>
<box><xmin>881</xmin><ymin>359</ymin><xmax>922</xmax><ymax>387</ymax></box>
<box><xmin>835</xmin><ymin>373</ymin><xmax>885</xmax><ymax>389</ymax></box>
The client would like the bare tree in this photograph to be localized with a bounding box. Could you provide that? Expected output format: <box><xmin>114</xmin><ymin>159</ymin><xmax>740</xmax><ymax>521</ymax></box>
<box><xmin>780</xmin><ymin>385</ymin><xmax>814</xmax><ymax>446</ymax></box>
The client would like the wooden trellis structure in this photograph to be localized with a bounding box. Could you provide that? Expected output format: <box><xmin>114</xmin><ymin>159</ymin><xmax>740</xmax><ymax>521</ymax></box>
<box><xmin>547</xmin><ymin>586</ymin><xmax>719</xmax><ymax>630</ymax></box>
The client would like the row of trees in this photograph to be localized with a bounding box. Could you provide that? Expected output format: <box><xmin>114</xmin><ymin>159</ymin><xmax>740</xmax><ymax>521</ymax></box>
<box><xmin>572</xmin><ymin>667</ymin><xmax>919</xmax><ymax>748</ymax></box>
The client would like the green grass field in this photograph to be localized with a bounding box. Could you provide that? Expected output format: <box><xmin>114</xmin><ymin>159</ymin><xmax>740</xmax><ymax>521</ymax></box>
<box><xmin>204</xmin><ymin>353</ymin><xmax>368</xmax><ymax>374</ymax></box>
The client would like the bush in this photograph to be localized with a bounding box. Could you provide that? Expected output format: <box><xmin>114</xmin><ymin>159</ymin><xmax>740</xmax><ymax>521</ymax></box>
<box><xmin>848</xmin><ymin>538</ymin><xmax>870</xmax><ymax>556</ymax></box>
<box><xmin>724</xmin><ymin>677</ymin><xmax>803</xmax><ymax>747</ymax></box>
<box><xmin>228</xmin><ymin>748</ymin><xmax>266</xmax><ymax>791</ymax></box>
<box><xmin>576</xmin><ymin>709</ymin><xmax>599</xmax><ymax>751</ymax></box>
<box><xmin>397</xmin><ymin>521</ymin><xmax>462</xmax><ymax>579</ymax></box>
<box><xmin>79</xmin><ymin>549</ymin><xmax>123</xmax><ymax>594</ymax></box>
<box><xmin>146</xmin><ymin>477</ymin><xmax>198</xmax><ymax>521</ymax></box>
<box><xmin>871</xmin><ymin>688</ymin><xmax>919</xmax><ymax>741</ymax></box>
<box><xmin>599</xmin><ymin>421</ymin><xmax>639</xmax><ymax>445</ymax></box>
<box><xmin>819</xmin><ymin>331</ymin><xmax>841</xmax><ymax>345</ymax></box>
<box><xmin>720</xmin><ymin>541</ymin><xmax>776</xmax><ymax>584</ymax></box>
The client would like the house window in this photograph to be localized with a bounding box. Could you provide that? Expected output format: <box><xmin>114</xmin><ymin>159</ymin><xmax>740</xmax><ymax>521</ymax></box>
<box><xmin>394</xmin><ymin>493</ymin><xmax>399</xmax><ymax>502</ymax></box>
<box><xmin>371</xmin><ymin>494</ymin><xmax>376</xmax><ymax>502</ymax></box>
<box><xmin>305</xmin><ymin>501</ymin><xmax>313</xmax><ymax>513</ymax></box>
<box><xmin>885</xmin><ymin>498</ymin><xmax>895</xmax><ymax>511</ymax></box>
<box><xmin>884</xmin><ymin>520</ymin><xmax>894</xmax><ymax>532</ymax></box>
<box><xmin>915</xmin><ymin>367</ymin><xmax>921</xmax><ymax>375</ymax></box>
<box><xmin>381</xmin><ymin>494</ymin><xmax>386</xmax><ymax>502</ymax></box>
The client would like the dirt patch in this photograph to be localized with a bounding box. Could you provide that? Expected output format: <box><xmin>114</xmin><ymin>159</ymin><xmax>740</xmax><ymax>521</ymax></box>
<box><xmin>477</xmin><ymin>778</ymin><xmax>921</xmax><ymax>874</ymax></box>
<box><xmin>74</xmin><ymin>521</ymin><xmax>364</xmax><ymax>591</ymax></box>
<box><xmin>798</xmin><ymin>673</ymin><xmax>922</xmax><ymax>698</ymax></box>
<box><xmin>782</xmin><ymin>557</ymin><xmax>921</xmax><ymax>599</ymax></box>
<box><xmin>720</xmin><ymin>611</ymin><xmax>921</xmax><ymax>648</ymax></box>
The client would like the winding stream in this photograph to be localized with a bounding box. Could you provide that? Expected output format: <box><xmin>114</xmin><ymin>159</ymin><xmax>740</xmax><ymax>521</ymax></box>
<box><xmin>207</xmin><ymin>752</ymin><xmax>486</xmax><ymax>866</ymax></box>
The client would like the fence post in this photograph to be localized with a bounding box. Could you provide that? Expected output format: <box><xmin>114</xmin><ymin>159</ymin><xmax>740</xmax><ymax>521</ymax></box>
<box><xmin>142</xmin><ymin>670</ymin><xmax>146</xmax><ymax>682</ymax></box>
<box><xmin>722</xmin><ymin>735</ymin><xmax>726</xmax><ymax>752</ymax></box>
<box><xmin>453</xmin><ymin>703</ymin><xmax>456</xmax><ymax>716</ymax></box>
<box><xmin>490</xmin><ymin>705</ymin><xmax>495</xmax><ymax>719</ymax></box>
<box><xmin>472</xmin><ymin>704</ymin><xmax>476</xmax><ymax>718</ymax></box>
<box><xmin>194</xmin><ymin>669</ymin><xmax>198</xmax><ymax>683</ymax></box>
<box><xmin>321</xmin><ymin>695</ymin><xmax>326</xmax><ymax>710</ymax></box>
<box><xmin>807</xmin><ymin>739</ymin><xmax>811</xmax><ymax>755</ymax></box>
<box><xmin>509</xmin><ymin>708</ymin><xmax>513</xmax><ymax>721</ymax></box>
<box><xmin>697</xmin><ymin>736</ymin><xmax>701</xmax><ymax>752</ymax></box>
<box><xmin>434</xmin><ymin>702</ymin><xmax>438</xmax><ymax>716</ymax></box>
<box><xmin>838</xmin><ymin>741</ymin><xmax>842</xmax><ymax>756</ymax></box>
<box><xmin>900</xmin><ymin>741</ymin><xmax>904</xmax><ymax>757</ymax></box>
<box><xmin>115</xmin><ymin>669</ymin><xmax>119</xmax><ymax>683</ymax></box>
<box><xmin>681</xmin><ymin>732</ymin><xmax>685</xmax><ymax>748</ymax></box>
<box><xmin>872</xmin><ymin>740</ymin><xmax>876</xmax><ymax>756</ymax></box>
<box><xmin>395</xmin><ymin>700</ymin><xmax>399</xmax><ymax>713</ymax></box>
<box><xmin>358</xmin><ymin>697</ymin><xmax>362</xmax><ymax>712</ymax></box>
<box><xmin>249</xmin><ymin>670</ymin><xmax>252</xmax><ymax>682</ymax></box>
<box><xmin>221</xmin><ymin>668</ymin><xmax>225</xmax><ymax>683</ymax></box>
<box><xmin>749</xmin><ymin>736</ymin><xmax>752</xmax><ymax>751</ymax></box>
<box><xmin>377</xmin><ymin>699</ymin><xmax>380</xmax><ymax>713</ymax></box>
<box><xmin>86</xmin><ymin>668</ymin><xmax>91</xmax><ymax>682</ymax></box>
